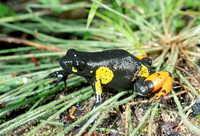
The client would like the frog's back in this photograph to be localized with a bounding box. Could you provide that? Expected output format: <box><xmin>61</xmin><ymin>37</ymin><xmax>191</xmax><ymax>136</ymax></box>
<box><xmin>75</xmin><ymin>49</ymin><xmax>141</xmax><ymax>89</ymax></box>
<box><xmin>75</xmin><ymin>49</ymin><xmax>139</xmax><ymax>65</ymax></box>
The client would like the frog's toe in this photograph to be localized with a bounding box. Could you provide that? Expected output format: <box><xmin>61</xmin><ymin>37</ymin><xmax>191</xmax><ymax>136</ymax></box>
<box><xmin>46</xmin><ymin>70</ymin><xmax>65</xmax><ymax>79</ymax></box>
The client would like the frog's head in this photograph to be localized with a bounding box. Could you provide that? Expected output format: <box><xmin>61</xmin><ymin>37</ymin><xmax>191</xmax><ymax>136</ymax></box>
<box><xmin>59</xmin><ymin>49</ymin><xmax>86</xmax><ymax>73</ymax></box>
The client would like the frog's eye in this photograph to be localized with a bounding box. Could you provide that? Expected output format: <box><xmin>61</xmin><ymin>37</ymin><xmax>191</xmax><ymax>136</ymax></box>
<box><xmin>66</xmin><ymin>49</ymin><xmax>77</xmax><ymax>57</ymax></box>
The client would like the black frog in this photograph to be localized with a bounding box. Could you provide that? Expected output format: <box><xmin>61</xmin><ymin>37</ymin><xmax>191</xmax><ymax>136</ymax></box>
<box><xmin>47</xmin><ymin>49</ymin><xmax>173</xmax><ymax>106</ymax></box>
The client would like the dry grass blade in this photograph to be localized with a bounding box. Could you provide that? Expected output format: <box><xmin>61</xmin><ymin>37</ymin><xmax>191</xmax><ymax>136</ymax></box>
<box><xmin>0</xmin><ymin>37</ymin><xmax>62</xmax><ymax>51</ymax></box>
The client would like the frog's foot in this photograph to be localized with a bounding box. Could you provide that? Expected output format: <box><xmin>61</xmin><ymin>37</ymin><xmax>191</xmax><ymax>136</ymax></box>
<box><xmin>46</xmin><ymin>70</ymin><xmax>69</xmax><ymax>87</ymax></box>
<box><xmin>92</xmin><ymin>94</ymin><xmax>103</xmax><ymax>109</ymax></box>
<box><xmin>133</xmin><ymin>71</ymin><xmax>173</xmax><ymax>99</ymax></box>
<box><xmin>90</xmin><ymin>78</ymin><xmax>104</xmax><ymax>109</ymax></box>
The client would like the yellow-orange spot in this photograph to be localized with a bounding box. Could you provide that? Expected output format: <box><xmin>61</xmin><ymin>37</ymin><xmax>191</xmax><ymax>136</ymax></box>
<box><xmin>145</xmin><ymin>71</ymin><xmax>173</xmax><ymax>94</ymax></box>
<box><xmin>96</xmin><ymin>67</ymin><xmax>114</xmax><ymax>84</ymax></box>
<box><xmin>135</xmin><ymin>53</ymin><xmax>148</xmax><ymax>60</ymax></box>
<box><xmin>95</xmin><ymin>80</ymin><xmax>102</xmax><ymax>95</ymax></box>
<box><xmin>154</xmin><ymin>76</ymin><xmax>173</xmax><ymax>99</ymax></box>
<box><xmin>72</xmin><ymin>67</ymin><xmax>78</xmax><ymax>72</ymax></box>
<box><xmin>138</xmin><ymin>65</ymin><xmax>149</xmax><ymax>78</ymax></box>
<box><xmin>161</xmin><ymin>76</ymin><xmax>173</xmax><ymax>95</ymax></box>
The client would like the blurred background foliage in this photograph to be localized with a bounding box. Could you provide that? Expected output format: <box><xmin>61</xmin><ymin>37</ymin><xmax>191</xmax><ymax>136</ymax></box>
<box><xmin>0</xmin><ymin>0</ymin><xmax>200</xmax><ymax>135</ymax></box>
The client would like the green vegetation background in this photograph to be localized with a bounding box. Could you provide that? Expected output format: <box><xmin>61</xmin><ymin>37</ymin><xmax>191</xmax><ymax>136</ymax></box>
<box><xmin>0</xmin><ymin>0</ymin><xmax>200</xmax><ymax>135</ymax></box>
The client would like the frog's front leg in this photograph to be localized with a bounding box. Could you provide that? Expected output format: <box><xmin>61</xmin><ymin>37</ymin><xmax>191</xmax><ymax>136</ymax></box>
<box><xmin>133</xmin><ymin>71</ymin><xmax>173</xmax><ymax>98</ymax></box>
<box><xmin>92</xmin><ymin>66</ymin><xmax>114</xmax><ymax>108</ymax></box>
<box><xmin>92</xmin><ymin>79</ymin><xmax>103</xmax><ymax>108</ymax></box>
<box><xmin>46</xmin><ymin>70</ymin><xmax>70</xmax><ymax>87</ymax></box>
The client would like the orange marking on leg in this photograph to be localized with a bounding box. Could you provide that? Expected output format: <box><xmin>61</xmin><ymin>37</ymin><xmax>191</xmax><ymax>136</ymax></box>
<box><xmin>145</xmin><ymin>72</ymin><xmax>168</xmax><ymax>92</ymax></box>
<box><xmin>145</xmin><ymin>71</ymin><xmax>173</xmax><ymax>98</ymax></box>
<box><xmin>161</xmin><ymin>76</ymin><xmax>173</xmax><ymax>95</ymax></box>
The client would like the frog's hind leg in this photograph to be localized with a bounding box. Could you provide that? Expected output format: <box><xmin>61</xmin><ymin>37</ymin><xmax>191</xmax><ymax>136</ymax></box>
<box><xmin>153</xmin><ymin>73</ymin><xmax>173</xmax><ymax>99</ymax></box>
<box><xmin>92</xmin><ymin>79</ymin><xmax>103</xmax><ymax>106</ymax></box>
<box><xmin>133</xmin><ymin>71</ymin><xmax>173</xmax><ymax>99</ymax></box>
<box><xmin>145</xmin><ymin>71</ymin><xmax>173</xmax><ymax>99</ymax></box>
<box><xmin>92</xmin><ymin>66</ymin><xmax>114</xmax><ymax>108</ymax></box>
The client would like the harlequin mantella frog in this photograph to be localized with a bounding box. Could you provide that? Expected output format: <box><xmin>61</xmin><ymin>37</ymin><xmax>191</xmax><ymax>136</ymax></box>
<box><xmin>47</xmin><ymin>49</ymin><xmax>173</xmax><ymax>106</ymax></box>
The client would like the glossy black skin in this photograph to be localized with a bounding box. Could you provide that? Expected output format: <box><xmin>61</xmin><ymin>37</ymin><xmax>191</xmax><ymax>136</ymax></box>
<box><xmin>47</xmin><ymin>49</ymin><xmax>153</xmax><ymax>105</ymax></box>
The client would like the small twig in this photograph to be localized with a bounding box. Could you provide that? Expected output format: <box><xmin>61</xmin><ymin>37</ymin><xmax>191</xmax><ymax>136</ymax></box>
<box><xmin>95</xmin><ymin>128</ymin><xmax>125</xmax><ymax>135</ymax></box>
<box><xmin>176</xmin><ymin>66</ymin><xmax>192</xmax><ymax>77</ymax></box>
<box><xmin>0</xmin><ymin>37</ymin><xmax>62</xmax><ymax>52</ymax></box>
<box><xmin>164</xmin><ymin>90</ymin><xmax>187</xmax><ymax>100</ymax></box>
<box><xmin>127</xmin><ymin>99</ymin><xmax>153</xmax><ymax>106</ymax></box>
